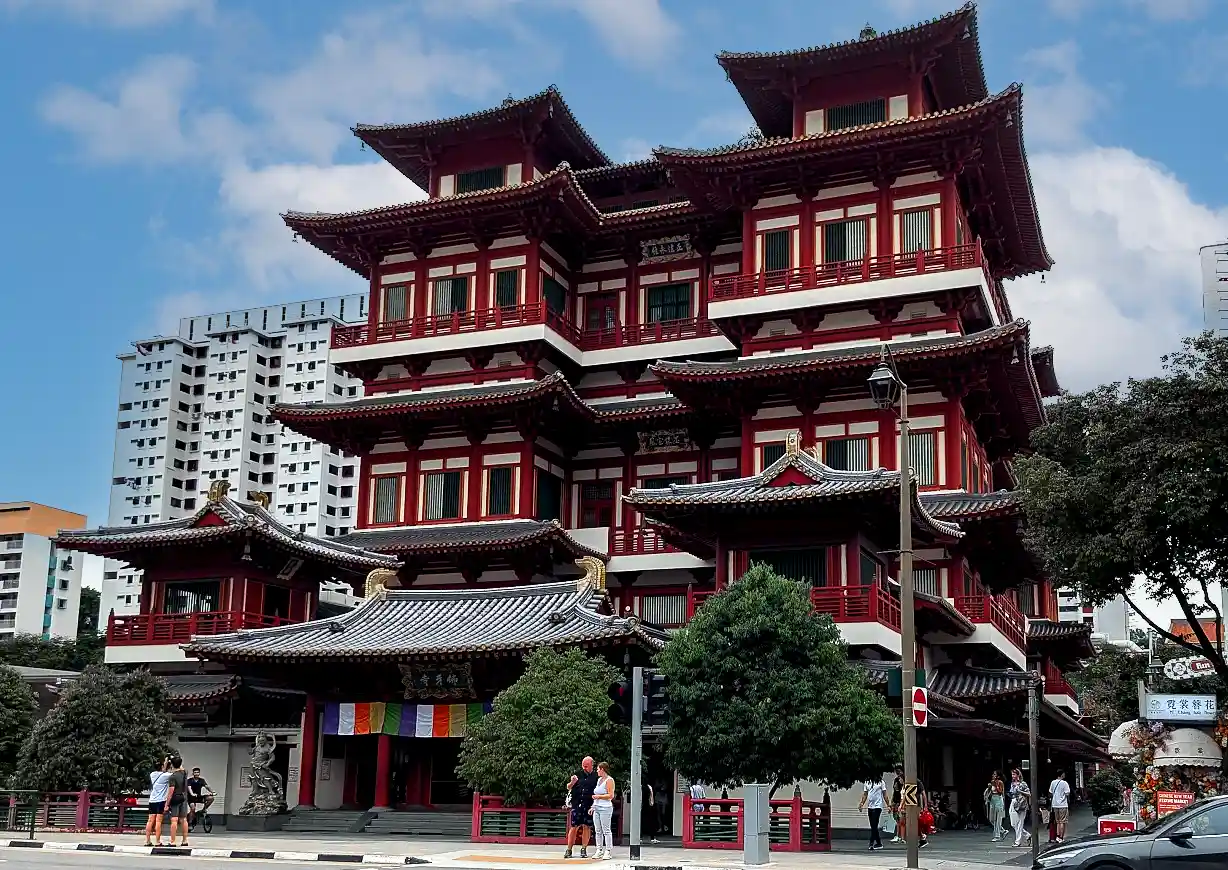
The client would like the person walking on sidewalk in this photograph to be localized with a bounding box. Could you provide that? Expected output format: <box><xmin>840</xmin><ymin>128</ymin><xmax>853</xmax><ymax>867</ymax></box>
<box><xmin>589</xmin><ymin>761</ymin><xmax>615</xmax><ymax>861</ymax></box>
<box><xmin>860</xmin><ymin>774</ymin><xmax>887</xmax><ymax>850</ymax></box>
<box><xmin>1049</xmin><ymin>769</ymin><xmax>1070</xmax><ymax>843</ymax></box>
<box><xmin>889</xmin><ymin>767</ymin><xmax>904</xmax><ymax>843</ymax></box>
<box><xmin>564</xmin><ymin>756</ymin><xmax>598</xmax><ymax>859</ymax></box>
<box><xmin>1008</xmin><ymin>768</ymin><xmax>1031</xmax><ymax>847</ymax></box>
<box><xmin>987</xmin><ymin>771</ymin><xmax>1006</xmax><ymax>840</ymax></box>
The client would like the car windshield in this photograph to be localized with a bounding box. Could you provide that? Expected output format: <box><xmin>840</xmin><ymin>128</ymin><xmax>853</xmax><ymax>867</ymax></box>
<box><xmin>1141</xmin><ymin>798</ymin><xmax>1217</xmax><ymax>832</ymax></box>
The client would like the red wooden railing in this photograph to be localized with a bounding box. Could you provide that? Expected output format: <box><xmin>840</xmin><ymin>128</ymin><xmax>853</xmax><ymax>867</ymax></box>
<box><xmin>710</xmin><ymin>242</ymin><xmax>988</xmax><ymax>302</ymax></box>
<box><xmin>580</xmin><ymin>316</ymin><xmax>722</xmax><ymax>350</ymax></box>
<box><xmin>332</xmin><ymin>302</ymin><xmax>581</xmax><ymax>349</ymax></box>
<box><xmin>810</xmin><ymin>585</ymin><xmax>902</xmax><ymax>631</ymax></box>
<box><xmin>681</xmin><ymin>795</ymin><xmax>830</xmax><ymax>852</ymax></box>
<box><xmin>953</xmin><ymin>594</ymin><xmax>1027</xmax><ymax>651</ymax></box>
<box><xmin>106</xmin><ymin>610</ymin><xmax>289</xmax><ymax>646</ymax></box>
<box><xmin>609</xmin><ymin>527</ymin><xmax>678</xmax><ymax>556</ymax></box>
<box><xmin>1042</xmin><ymin>659</ymin><xmax>1078</xmax><ymax>700</ymax></box>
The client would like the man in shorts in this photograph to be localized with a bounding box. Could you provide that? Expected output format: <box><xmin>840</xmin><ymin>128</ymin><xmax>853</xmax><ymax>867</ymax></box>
<box><xmin>186</xmin><ymin>768</ymin><xmax>214</xmax><ymax>829</ymax></box>
<box><xmin>1049</xmin><ymin>769</ymin><xmax>1070</xmax><ymax>843</ymax></box>
<box><xmin>564</xmin><ymin>756</ymin><xmax>597</xmax><ymax>859</ymax></box>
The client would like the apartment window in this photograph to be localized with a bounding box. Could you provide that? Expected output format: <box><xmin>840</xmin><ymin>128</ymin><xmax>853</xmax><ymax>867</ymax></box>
<box><xmin>826</xmin><ymin>98</ymin><xmax>886</xmax><ymax>132</ymax></box>
<box><xmin>424</xmin><ymin>471</ymin><xmax>462</xmax><ymax>521</ymax></box>
<box><xmin>486</xmin><ymin>467</ymin><xmax>514</xmax><ymax>516</ymax></box>
<box><xmin>542</xmin><ymin>275</ymin><xmax>566</xmax><ymax>316</ymax></box>
<box><xmin>494</xmin><ymin>269</ymin><xmax>518</xmax><ymax>308</ymax></box>
<box><xmin>372</xmin><ymin>476</ymin><xmax>400</xmax><ymax>524</ymax></box>
<box><xmin>762</xmin><ymin>229</ymin><xmax>790</xmax><ymax>272</ymax></box>
<box><xmin>382</xmin><ymin>284</ymin><xmax>408</xmax><ymax>322</ymax></box>
<box><xmin>821</xmin><ymin>217</ymin><xmax>868</xmax><ymax>263</ymax></box>
<box><xmin>455</xmin><ymin>166</ymin><xmax>505</xmax><ymax>194</ymax></box>
<box><xmin>900</xmin><ymin>208</ymin><xmax>933</xmax><ymax>254</ymax></box>
<box><xmin>908</xmin><ymin>431</ymin><xmax>938</xmax><ymax>486</ymax></box>
<box><xmin>823</xmin><ymin>436</ymin><xmax>870</xmax><ymax>471</ymax></box>
<box><xmin>645</xmin><ymin>282</ymin><xmax>690</xmax><ymax>324</ymax></box>
<box><xmin>535</xmin><ymin>471</ymin><xmax>562</xmax><ymax>522</ymax></box>
<box><xmin>761</xmin><ymin>442</ymin><xmax>786</xmax><ymax>468</ymax></box>
<box><xmin>433</xmin><ymin>276</ymin><xmax>468</xmax><ymax>316</ymax></box>
<box><xmin>580</xmin><ymin>482</ymin><xmax>614</xmax><ymax>528</ymax></box>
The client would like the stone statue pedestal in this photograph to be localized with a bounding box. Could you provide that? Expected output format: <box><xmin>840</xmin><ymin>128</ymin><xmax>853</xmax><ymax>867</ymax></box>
<box><xmin>226</xmin><ymin>813</ymin><xmax>288</xmax><ymax>832</ymax></box>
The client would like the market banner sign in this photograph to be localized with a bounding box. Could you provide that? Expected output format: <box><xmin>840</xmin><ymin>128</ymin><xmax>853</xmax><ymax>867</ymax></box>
<box><xmin>322</xmin><ymin>701</ymin><xmax>491</xmax><ymax>737</ymax></box>
<box><xmin>1144</xmin><ymin>693</ymin><xmax>1218</xmax><ymax>723</ymax></box>
<box><xmin>1156</xmin><ymin>791</ymin><xmax>1195</xmax><ymax>816</ymax></box>
<box><xmin>1162</xmin><ymin>657</ymin><xmax>1217</xmax><ymax>681</ymax></box>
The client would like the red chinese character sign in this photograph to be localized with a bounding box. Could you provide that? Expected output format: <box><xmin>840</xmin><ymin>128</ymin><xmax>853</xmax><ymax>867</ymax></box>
<box><xmin>1156</xmin><ymin>791</ymin><xmax>1195</xmax><ymax>816</ymax></box>
<box><xmin>912</xmin><ymin>687</ymin><xmax>928</xmax><ymax>727</ymax></box>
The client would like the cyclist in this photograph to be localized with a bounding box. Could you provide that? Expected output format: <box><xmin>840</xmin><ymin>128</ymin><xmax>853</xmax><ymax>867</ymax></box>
<box><xmin>186</xmin><ymin>767</ymin><xmax>215</xmax><ymax>831</ymax></box>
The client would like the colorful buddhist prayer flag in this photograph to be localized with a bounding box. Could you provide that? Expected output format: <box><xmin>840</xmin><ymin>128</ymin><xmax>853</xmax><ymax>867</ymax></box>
<box><xmin>323</xmin><ymin>701</ymin><xmax>491</xmax><ymax>737</ymax></box>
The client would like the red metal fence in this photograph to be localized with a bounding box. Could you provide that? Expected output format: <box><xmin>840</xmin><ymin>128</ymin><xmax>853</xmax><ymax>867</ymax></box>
<box><xmin>681</xmin><ymin>795</ymin><xmax>830</xmax><ymax>852</ymax></box>
<box><xmin>1</xmin><ymin>792</ymin><xmax>147</xmax><ymax>835</ymax></box>
<box><xmin>470</xmin><ymin>793</ymin><xmax>623</xmax><ymax>845</ymax></box>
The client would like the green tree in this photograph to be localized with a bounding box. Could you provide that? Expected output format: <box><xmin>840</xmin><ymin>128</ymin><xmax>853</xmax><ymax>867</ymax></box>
<box><xmin>658</xmin><ymin>563</ymin><xmax>902</xmax><ymax>792</ymax></box>
<box><xmin>457</xmin><ymin>648</ymin><xmax>629</xmax><ymax>806</ymax></box>
<box><xmin>15</xmin><ymin>666</ymin><xmax>173</xmax><ymax>796</ymax></box>
<box><xmin>77</xmin><ymin>588</ymin><xmax>101</xmax><ymax>636</ymax></box>
<box><xmin>0</xmin><ymin>665</ymin><xmax>37</xmax><ymax>783</ymax></box>
<box><xmin>1068</xmin><ymin>647</ymin><xmax>1148</xmax><ymax>734</ymax></box>
<box><xmin>1018</xmin><ymin>334</ymin><xmax>1228</xmax><ymax>686</ymax></box>
<box><xmin>0</xmin><ymin>634</ymin><xmax>104</xmax><ymax>671</ymax></box>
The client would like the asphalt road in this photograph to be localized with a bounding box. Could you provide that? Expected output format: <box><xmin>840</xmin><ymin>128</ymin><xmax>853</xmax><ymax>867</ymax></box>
<box><xmin>0</xmin><ymin>852</ymin><xmax>347</xmax><ymax>869</ymax></box>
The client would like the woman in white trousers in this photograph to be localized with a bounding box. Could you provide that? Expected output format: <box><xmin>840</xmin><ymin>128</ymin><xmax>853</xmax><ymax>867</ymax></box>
<box><xmin>590</xmin><ymin>762</ymin><xmax>616</xmax><ymax>860</ymax></box>
<box><xmin>1007</xmin><ymin>769</ymin><xmax>1031</xmax><ymax>847</ymax></box>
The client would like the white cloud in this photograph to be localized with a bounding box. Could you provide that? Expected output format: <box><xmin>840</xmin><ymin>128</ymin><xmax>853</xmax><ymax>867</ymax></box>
<box><xmin>212</xmin><ymin>162</ymin><xmax>425</xmax><ymax>289</ymax></box>
<box><xmin>1047</xmin><ymin>0</ymin><xmax>1211</xmax><ymax>21</ymax></box>
<box><xmin>1011</xmin><ymin>146</ymin><xmax>1228</xmax><ymax>390</ymax></box>
<box><xmin>1020</xmin><ymin>42</ymin><xmax>1106</xmax><ymax>147</ymax></box>
<box><xmin>557</xmin><ymin>0</ymin><xmax>680</xmax><ymax>65</ymax></box>
<box><xmin>4</xmin><ymin>0</ymin><xmax>213</xmax><ymax>27</ymax></box>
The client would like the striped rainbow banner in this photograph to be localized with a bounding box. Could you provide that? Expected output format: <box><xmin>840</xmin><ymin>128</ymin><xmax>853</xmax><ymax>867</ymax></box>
<box><xmin>322</xmin><ymin>701</ymin><xmax>491</xmax><ymax>737</ymax></box>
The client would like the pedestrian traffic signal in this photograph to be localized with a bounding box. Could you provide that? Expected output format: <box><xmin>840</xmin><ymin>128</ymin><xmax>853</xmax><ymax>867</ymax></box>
<box><xmin>608</xmin><ymin>677</ymin><xmax>632</xmax><ymax>724</ymax></box>
<box><xmin>642</xmin><ymin>671</ymin><xmax>669</xmax><ymax>727</ymax></box>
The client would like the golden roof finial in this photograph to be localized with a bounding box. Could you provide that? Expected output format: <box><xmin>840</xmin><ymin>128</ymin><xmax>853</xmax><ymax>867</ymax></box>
<box><xmin>575</xmin><ymin>555</ymin><xmax>607</xmax><ymax>592</ymax></box>
<box><xmin>246</xmin><ymin>490</ymin><xmax>271</xmax><ymax>509</ymax></box>
<box><xmin>784</xmin><ymin>430</ymin><xmax>801</xmax><ymax>457</ymax></box>
<box><xmin>206</xmin><ymin>479</ymin><xmax>232</xmax><ymax>504</ymax></box>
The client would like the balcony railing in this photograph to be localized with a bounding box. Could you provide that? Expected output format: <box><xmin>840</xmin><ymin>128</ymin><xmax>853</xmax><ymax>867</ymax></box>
<box><xmin>332</xmin><ymin>302</ymin><xmax>581</xmax><ymax>349</ymax></box>
<box><xmin>106</xmin><ymin>610</ymin><xmax>289</xmax><ymax>646</ymax></box>
<box><xmin>609</xmin><ymin>527</ymin><xmax>678</xmax><ymax>556</ymax></box>
<box><xmin>811</xmin><ymin>585</ymin><xmax>902</xmax><ymax>631</ymax></box>
<box><xmin>1042</xmin><ymin>659</ymin><xmax>1077</xmax><ymax>699</ymax></box>
<box><xmin>580</xmin><ymin>316</ymin><xmax>722</xmax><ymax>350</ymax></box>
<box><xmin>710</xmin><ymin>242</ymin><xmax>987</xmax><ymax>302</ymax></box>
<box><xmin>953</xmin><ymin>594</ymin><xmax>1027</xmax><ymax>651</ymax></box>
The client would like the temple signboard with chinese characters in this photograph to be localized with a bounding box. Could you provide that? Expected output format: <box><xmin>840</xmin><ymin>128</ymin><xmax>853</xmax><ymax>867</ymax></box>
<box><xmin>640</xmin><ymin>235</ymin><xmax>691</xmax><ymax>264</ymax></box>
<box><xmin>1143</xmin><ymin>692</ymin><xmax>1218</xmax><ymax>724</ymax></box>
<box><xmin>399</xmin><ymin>662</ymin><xmax>474</xmax><ymax>699</ymax></box>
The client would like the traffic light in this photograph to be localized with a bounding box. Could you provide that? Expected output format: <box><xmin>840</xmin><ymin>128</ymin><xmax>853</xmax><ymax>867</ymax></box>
<box><xmin>608</xmin><ymin>677</ymin><xmax>632</xmax><ymax>724</ymax></box>
<box><xmin>642</xmin><ymin>671</ymin><xmax>669</xmax><ymax>728</ymax></box>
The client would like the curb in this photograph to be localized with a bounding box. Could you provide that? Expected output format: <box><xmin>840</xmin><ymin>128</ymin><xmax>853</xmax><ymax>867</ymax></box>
<box><xmin>1</xmin><ymin>840</ymin><xmax>431</xmax><ymax>864</ymax></box>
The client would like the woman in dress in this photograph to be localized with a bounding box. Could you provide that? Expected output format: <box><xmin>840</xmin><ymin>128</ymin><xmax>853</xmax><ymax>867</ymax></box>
<box><xmin>1008</xmin><ymin>768</ymin><xmax>1031</xmax><ymax>847</ymax></box>
<box><xmin>987</xmin><ymin>771</ymin><xmax>1006</xmax><ymax>841</ymax></box>
<box><xmin>589</xmin><ymin>762</ymin><xmax>616</xmax><ymax>860</ymax></box>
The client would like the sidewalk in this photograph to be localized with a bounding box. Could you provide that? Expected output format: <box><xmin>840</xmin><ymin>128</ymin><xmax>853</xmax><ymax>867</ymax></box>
<box><xmin>2</xmin><ymin>829</ymin><xmax>1037</xmax><ymax>869</ymax></box>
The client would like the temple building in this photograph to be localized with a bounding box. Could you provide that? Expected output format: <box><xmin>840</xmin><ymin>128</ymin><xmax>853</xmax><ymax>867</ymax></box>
<box><xmin>58</xmin><ymin>4</ymin><xmax>1105</xmax><ymax>837</ymax></box>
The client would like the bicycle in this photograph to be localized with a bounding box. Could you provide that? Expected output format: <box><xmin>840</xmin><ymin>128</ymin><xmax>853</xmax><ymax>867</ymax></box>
<box><xmin>188</xmin><ymin>796</ymin><xmax>214</xmax><ymax>834</ymax></box>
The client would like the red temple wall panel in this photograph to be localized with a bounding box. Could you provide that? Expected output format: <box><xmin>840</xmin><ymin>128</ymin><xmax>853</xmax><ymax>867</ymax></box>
<box><xmin>792</xmin><ymin>65</ymin><xmax>921</xmax><ymax>136</ymax></box>
<box><xmin>431</xmin><ymin>138</ymin><xmax>532</xmax><ymax>197</ymax></box>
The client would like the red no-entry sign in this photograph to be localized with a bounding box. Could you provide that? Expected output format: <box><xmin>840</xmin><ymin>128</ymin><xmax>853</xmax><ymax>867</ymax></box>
<box><xmin>912</xmin><ymin>687</ymin><xmax>928</xmax><ymax>727</ymax></box>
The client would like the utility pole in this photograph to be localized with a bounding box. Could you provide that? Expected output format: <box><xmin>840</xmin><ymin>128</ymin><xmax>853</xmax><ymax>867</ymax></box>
<box><xmin>1028</xmin><ymin>670</ymin><xmax>1041</xmax><ymax>866</ymax></box>
<box><xmin>868</xmin><ymin>351</ymin><xmax>918</xmax><ymax>870</ymax></box>
<box><xmin>629</xmin><ymin>665</ymin><xmax>644</xmax><ymax>861</ymax></box>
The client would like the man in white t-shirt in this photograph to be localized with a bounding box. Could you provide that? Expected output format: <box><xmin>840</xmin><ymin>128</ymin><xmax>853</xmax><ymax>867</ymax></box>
<box><xmin>859</xmin><ymin>777</ymin><xmax>887</xmax><ymax>850</ymax></box>
<box><xmin>1048</xmin><ymin>769</ymin><xmax>1071</xmax><ymax>843</ymax></box>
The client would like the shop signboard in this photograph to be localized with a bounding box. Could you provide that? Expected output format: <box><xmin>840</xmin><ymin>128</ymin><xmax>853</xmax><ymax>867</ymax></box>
<box><xmin>1143</xmin><ymin>692</ymin><xmax>1218</xmax><ymax>723</ymax></box>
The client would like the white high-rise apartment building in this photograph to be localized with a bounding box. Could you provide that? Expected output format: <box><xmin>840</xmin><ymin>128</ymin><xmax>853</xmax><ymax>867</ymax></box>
<box><xmin>101</xmin><ymin>295</ymin><xmax>368</xmax><ymax>618</ymax></box>
<box><xmin>1200</xmin><ymin>242</ymin><xmax>1228</xmax><ymax>335</ymax></box>
<box><xmin>0</xmin><ymin>502</ymin><xmax>86</xmax><ymax>640</ymax></box>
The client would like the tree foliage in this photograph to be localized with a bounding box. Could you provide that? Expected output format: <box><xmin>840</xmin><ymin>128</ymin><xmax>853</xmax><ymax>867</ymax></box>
<box><xmin>657</xmin><ymin>563</ymin><xmax>902</xmax><ymax>791</ymax></box>
<box><xmin>1017</xmin><ymin>334</ymin><xmax>1228</xmax><ymax>684</ymax></box>
<box><xmin>0</xmin><ymin>665</ymin><xmax>37</xmax><ymax>783</ymax></box>
<box><xmin>0</xmin><ymin>633</ymin><xmax>104</xmax><ymax>672</ymax></box>
<box><xmin>15</xmin><ymin>666</ymin><xmax>173</xmax><ymax>796</ymax></box>
<box><xmin>1087</xmin><ymin>768</ymin><xmax>1125</xmax><ymax>816</ymax></box>
<box><xmin>457</xmin><ymin>647</ymin><xmax>629</xmax><ymax>806</ymax></box>
<box><xmin>77</xmin><ymin>588</ymin><xmax>101</xmax><ymax>636</ymax></box>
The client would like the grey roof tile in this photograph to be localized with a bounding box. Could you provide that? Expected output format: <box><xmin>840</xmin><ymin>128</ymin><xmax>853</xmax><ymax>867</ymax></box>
<box><xmin>336</xmin><ymin>519</ymin><xmax>605</xmax><ymax>559</ymax></box>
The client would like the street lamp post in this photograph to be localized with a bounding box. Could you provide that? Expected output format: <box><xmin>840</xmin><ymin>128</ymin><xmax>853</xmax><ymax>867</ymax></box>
<box><xmin>867</xmin><ymin>350</ymin><xmax>919</xmax><ymax>870</ymax></box>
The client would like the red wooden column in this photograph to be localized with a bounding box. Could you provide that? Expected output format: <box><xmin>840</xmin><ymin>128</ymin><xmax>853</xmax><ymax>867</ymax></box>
<box><xmin>739</xmin><ymin>413</ymin><xmax>755</xmax><ymax>475</ymax></box>
<box><xmin>372</xmin><ymin>731</ymin><xmax>393</xmax><ymax>811</ymax></box>
<box><xmin>298</xmin><ymin>696</ymin><xmax>319</xmax><ymax>808</ymax></box>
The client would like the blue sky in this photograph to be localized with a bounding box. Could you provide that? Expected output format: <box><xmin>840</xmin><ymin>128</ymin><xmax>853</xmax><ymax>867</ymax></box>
<box><xmin>2</xmin><ymin>0</ymin><xmax>1228</xmax><ymax>531</ymax></box>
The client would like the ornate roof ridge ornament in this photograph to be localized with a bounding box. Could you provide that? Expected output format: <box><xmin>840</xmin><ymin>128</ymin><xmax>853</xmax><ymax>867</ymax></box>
<box><xmin>575</xmin><ymin>555</ymin><xmax>606</xmax><ymax>592</ymax></box>
<box><xmin>207</xmin><ymin>478</ymin><xmax>231</xmax><ymax>503</ymax></box>
<box><xmin>364</xmin><ymin>568</ymin><xmax>400</xmax><ymax>600</ymax></box>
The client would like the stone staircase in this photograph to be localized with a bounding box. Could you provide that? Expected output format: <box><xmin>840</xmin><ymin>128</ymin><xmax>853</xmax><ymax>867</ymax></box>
<box><xmin>281</xmin><ymin>809</ymin><xmax>372</xmax><ymax>834</ymax></box>
<box><xmin>363</xmin><ymin>811</ymin><xmax>471</xmax><ymax>838</ymax></box>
